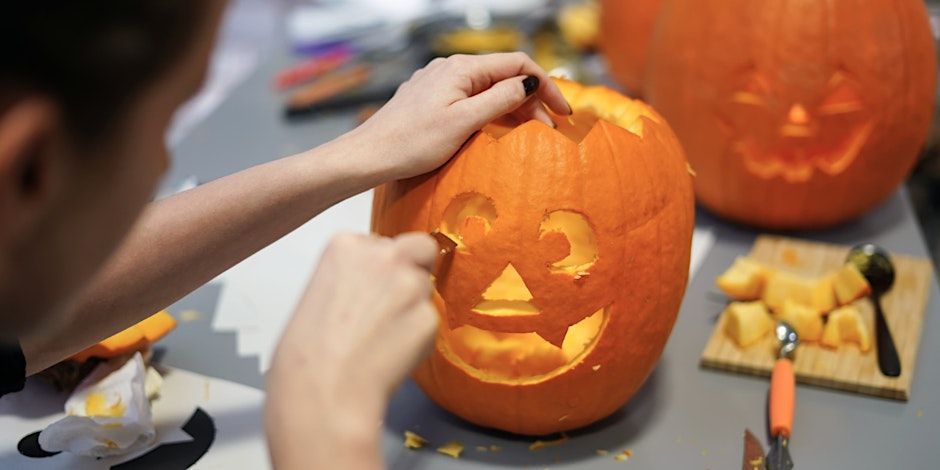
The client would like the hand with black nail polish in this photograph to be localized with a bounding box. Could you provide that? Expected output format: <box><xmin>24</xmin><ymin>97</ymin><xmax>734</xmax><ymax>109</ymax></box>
<box><xmin>351</xmin><ymin>52</ymin><xmax>572</xmax><ymax>181</ymax></box>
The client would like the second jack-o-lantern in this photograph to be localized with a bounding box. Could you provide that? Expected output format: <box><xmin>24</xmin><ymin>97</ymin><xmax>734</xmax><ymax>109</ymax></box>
<box><xmin>372</xmin><ymin>79</ymin><xmax>694</xmax><ymax>435</ymax></box>
<box><xmin>646</xmin><ymin>0</ymin><xmax>937</xmax><ymax>229</ymax></box>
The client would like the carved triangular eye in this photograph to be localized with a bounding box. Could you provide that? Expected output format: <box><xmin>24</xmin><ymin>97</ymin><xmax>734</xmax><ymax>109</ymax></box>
<box><xmin>819</xmin><ymin>71</ymin><xmax>864</xmax><ymax>115</ymax></box>
<box><xmin>731</xmin><ymin>70</ymin><xmax>773</xmax><ymax>107</ymax></box>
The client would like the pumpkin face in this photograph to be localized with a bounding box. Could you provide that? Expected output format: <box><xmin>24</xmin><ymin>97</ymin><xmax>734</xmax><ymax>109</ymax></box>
<box><xmin>646</xmin><ymin>0</ymin><xmax>937</xmax><ymax>229</ymax></box>
<box><xmin>372</xmin><ymin>79</ymin><xmax>694</xmax><ymax>435</ymax></box>
<box><xmin>599</xmin><ymin>0</ymin><xmax>664</xmax><ymax>96</ymax></box>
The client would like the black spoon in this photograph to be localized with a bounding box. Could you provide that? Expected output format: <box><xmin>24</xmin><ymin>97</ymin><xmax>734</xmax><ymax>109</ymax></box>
<box><xmin>846</xmin><ymin>243</ymin><xmax>901</xmax><ymax>377</ymax></box>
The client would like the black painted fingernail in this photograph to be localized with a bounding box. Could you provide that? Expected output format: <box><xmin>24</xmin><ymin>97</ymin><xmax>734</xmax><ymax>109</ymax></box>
<box><xmin>523</xmin><ymin>75</ymin><xmax>539</xmax><ymax>96</ymax></box>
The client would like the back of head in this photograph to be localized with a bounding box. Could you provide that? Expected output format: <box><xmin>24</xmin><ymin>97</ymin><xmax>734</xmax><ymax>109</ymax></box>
<box><xmin>0</xmin><ymin>1</ymin><xmax>209</xmax><ymax>143</ymax></box>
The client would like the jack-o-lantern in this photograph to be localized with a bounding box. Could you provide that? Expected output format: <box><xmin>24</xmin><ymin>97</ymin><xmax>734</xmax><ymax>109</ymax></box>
<box><xmin>599</xmin><ymin>0</ymin><xmax>664</xmax><ymax>96</ymax></box>
<box><xmin>372</xmin><ymin>79</ymin><xmax>694</xmax><ymax>435</ymax></box>
<box><xmin>646</xmin><ymin>0</ymin><xmax>937</xmax><ymax>229</ymax></box>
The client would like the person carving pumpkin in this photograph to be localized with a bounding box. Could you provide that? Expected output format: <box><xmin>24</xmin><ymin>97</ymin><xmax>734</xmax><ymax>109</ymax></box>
<box><xmin>0</xmin><ymin>1</ymin><xmax>571</xmax><ymax>469</ymax></box>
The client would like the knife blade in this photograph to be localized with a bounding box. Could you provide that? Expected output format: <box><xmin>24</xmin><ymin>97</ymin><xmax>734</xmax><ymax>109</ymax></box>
<box><xmin>430</xmin><ymin>231</ymin><xmax>457</xmax><ymax>278</ymax></box>
<box><xmin>742</xmin><ymin>429</ymin><xmax>765</xmax><ymax>470</ymax></box>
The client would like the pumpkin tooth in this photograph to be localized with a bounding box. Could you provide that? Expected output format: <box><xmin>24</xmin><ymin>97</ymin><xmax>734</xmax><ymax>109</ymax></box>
<box><xmin>535</xmin><ymin>325</ymin><xmax>570</xmax><ymax>349</ymax></box>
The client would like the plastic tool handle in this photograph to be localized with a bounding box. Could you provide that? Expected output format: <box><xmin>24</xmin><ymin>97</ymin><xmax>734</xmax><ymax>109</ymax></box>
<box><xmin>770</xmin><ymin>358</ymin><xmax>795</xmax><ymax>438</ymax></box>
<box><xmin>873</xmin><ymin>295</ymin><xmax>902</xmax><ymax>377</ymax></box>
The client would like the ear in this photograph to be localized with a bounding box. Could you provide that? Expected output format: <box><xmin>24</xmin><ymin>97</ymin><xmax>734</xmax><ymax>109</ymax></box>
<box><xmin>0</xmin><ymin>97</ymin><xmax>63</xmax><ymax>244</ymax></box>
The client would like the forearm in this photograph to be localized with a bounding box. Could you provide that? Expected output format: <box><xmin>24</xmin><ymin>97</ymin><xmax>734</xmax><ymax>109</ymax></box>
<box><xmin>23</xmin><ymin>130</ymin><xmax>387</xmax><ymax>374</ymax></box>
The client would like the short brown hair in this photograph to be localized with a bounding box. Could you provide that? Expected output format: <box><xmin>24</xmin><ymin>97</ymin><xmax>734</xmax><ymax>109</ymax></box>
<box><xmin>1</xmin><ymin>1</ymin><xmax>210</xmax><ymax>140</ymax></box>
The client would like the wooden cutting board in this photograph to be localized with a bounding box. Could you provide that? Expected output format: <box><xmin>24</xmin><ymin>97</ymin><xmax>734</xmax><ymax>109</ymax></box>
<box><xmin>700</xmin><ymin>235</ymin><xmax>934</xmax><ymax>400</ymax></box>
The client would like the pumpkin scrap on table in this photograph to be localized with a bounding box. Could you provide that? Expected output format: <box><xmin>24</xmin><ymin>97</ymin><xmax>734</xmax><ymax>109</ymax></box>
<box><xmin>403</xmin><ymin>431</ymin><xmax>428</xmax><ymax>450</ymax></box>
<box><xmin>715</xmin><ymin>258</ymin><xmax>872</xmax><ymax>350</ymax></box>
<box><xmin>40</xmin><ymin>311</ymin><xmax>177</xmax><ymax>391</ymax></box>
<box><xmin>646</xmin><ymin>0</ymin><xmax>937</xmax><ymax>229</ymax></box>
<box><xmin>528</xmin><ymin>433</ymin><xmax>569</xmax><ymax>451</ymax></box>
<box><xmin>373</xmin><ymin>78</ymin><xmax>695</xmax><ymax>435</ymax></box>
<box><xmin>71</xmin><ymin>311</ymin><xmax>177</xmax><ymax>362</ymax></box>
<box><xmin>436</xmin><ymin>441</ymin><xmax>464</xmax><ymax>459</ymax></box>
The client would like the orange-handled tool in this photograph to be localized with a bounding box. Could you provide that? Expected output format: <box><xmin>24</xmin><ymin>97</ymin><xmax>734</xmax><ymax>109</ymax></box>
<box><xmin>769</xmin><ymin>358</ymin><xmax>795</xmax><ymax>438</ymax></box>
<box><xmin>767</xmin><ymin>321</ymin><xmax>797</xmax><ymax>470</ymax></box>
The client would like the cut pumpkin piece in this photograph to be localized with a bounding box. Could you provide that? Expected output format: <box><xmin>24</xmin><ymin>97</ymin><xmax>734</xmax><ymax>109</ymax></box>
<box><xmin>71</xmin><ymin>311</ymin><xmax>177</xmax><ymax>362</ymax></box>
<box><xmin>832</xmin><ymin>263</ymin><xmax>871</xmax><ymax>305</ymax></box>
<box><xmin>777</xmin><ymin>300</ymin><xmax>823</xmax><ymax>342</ymax></box>
<box><xmin>716</xmin><ymin>257</ymin><xmax>768</xmax><ymax>300</ymax></box>
<box><xmin>762</xmin><ymin>271</ymin><xmax>810</xmax><ymax>312</ymax></box>
<box><xmin>821</xmin><ymin>305</ymin><xmax>872</xmax><ymax>352</ymax></box>
<box><xmin>810</xmin><ymin>274</ymin><xmax>838</xmax><ymax>313</ymax></box>
<box><xmin>138</xmin><ymin>311</ymin><xmax>177</xmax><ymax>343</ymax></box>
<box><xmin>762</xmin><ymin>270</ymin><xmax>837</xmax><ymax>313</ymax></box>
<box><xmin>723</xmin><ymin>301</ymin><xmax>775</xmax><ymax>348</ymax></box>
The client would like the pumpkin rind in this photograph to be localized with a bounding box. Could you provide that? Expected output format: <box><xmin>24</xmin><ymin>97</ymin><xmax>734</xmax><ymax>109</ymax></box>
<box><xmin>372</xmin><ymin>79</ymin><xmax>694</xmax><ymax>435</ymax></box>
<box><xmin>646</xmin><ymin>0</ymin><xmax>937</xmax><ymax>229</ymax></box>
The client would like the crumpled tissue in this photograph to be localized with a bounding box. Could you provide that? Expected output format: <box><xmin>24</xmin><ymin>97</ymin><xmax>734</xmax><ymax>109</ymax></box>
<box><xmin>38</xmin><ymin>352</ymin><xmax>156</xmax><ymax>458</ymax></box>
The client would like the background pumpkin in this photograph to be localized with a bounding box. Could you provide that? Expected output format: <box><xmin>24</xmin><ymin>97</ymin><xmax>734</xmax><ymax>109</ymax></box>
<box><xmin>599</xmin><ymin>0</ymin><xmax>664</xmax><ymax>96</ymax></box>
<box><xmin>646</xmin><ymin>0</ymin><xmax>937</xmax><ymax>229</ymax></box>
<box><xmin>372</xmin><ymin>79</ymin><xmax>694</xmax><ymax>435</ymax></box>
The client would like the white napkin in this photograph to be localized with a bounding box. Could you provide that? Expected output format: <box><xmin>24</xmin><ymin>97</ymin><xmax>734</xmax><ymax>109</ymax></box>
<box><xmin>38</xmin><ymin>352</ymin><xmax>156</xmax><ymax>458</ymax></box>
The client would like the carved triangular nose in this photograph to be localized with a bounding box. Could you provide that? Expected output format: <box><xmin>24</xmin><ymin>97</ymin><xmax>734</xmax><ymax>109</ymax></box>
<box><xmin>482</xmin><ymin>264</ymin><xmax>533</xmax><ymax>301</ymax></box>
<box><xmin>787</xmin><ymin>103</ymin><xmax>810</xmax><ymax>125</ymax></box>
<box><xmin>781</xmin><ymin>103</ymin><xmax>815</xmax><ymax>138</ymax></box>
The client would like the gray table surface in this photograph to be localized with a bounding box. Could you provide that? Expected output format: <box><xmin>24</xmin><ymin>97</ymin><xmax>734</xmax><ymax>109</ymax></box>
<box><xmin>161</xmin><ymin>45</ymin><xmax>940</xmax><ymax>469</ymax></box>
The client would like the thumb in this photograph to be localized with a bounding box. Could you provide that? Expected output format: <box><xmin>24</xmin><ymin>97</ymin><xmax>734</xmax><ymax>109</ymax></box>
<box><xmin>451</xmin><ymin>75</ymin><xmax>534</xmax><ymax>130</ymax></box>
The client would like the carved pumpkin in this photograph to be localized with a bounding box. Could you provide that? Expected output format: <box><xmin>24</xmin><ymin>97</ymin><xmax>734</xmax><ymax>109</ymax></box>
<box><xmin>646</xmin><ymin>0</ymin><xmax>937</xmax><ymax>229</ymax></box>
<box><xmin>372</xmin><ymin>79</ymin><xmax>694</xmax><ymax>435</ymax></box>
<box><xmin>599</xmin><ymin>0</ymin><xmax>664</xmax><ymax>96</ymax></box>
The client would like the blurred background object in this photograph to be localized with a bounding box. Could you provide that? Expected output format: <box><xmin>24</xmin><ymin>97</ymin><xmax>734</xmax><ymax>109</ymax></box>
<box><xmin>178</xmin><ymin>0</ymin><xmax>940</xmax><ymax>266</ymax></box>
<box><xmin>597</xmin><ymin>0</ymin><xmax>662</xmax><ymax>97</ymax></box>
<box><xmin>644</xmin><ymin>0</ymin><xmax>937</xmax><ymax>230</ymax></box>
<box><xmin>911</xmin><ymin>1</ymin><xmax>940</xmax><ymax>268</ymax></box>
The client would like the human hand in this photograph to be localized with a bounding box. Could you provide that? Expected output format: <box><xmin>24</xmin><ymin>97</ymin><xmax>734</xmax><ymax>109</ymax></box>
<box><xmin>265</xmin><ymin>233</ymin><xmax>438</xmax><ymax>470</ymax></box>
<box><xmin>352</xmin><ymin>52</ymin><xmax>572</xmax><ymax>181</ymax></box>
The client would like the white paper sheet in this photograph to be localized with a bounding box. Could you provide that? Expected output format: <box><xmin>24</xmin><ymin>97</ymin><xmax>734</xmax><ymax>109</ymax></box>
<box><xmin>210</xmin><ymin>190</ymin><xmax>374</xmax><ymax>372</ymax></box>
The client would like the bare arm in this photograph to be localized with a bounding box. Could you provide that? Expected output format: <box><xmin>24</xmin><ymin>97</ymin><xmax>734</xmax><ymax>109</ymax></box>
<box><xmin>22</xmin><ymin>130</ymin><xmax>386</xmax><ymax>374</ymax></box>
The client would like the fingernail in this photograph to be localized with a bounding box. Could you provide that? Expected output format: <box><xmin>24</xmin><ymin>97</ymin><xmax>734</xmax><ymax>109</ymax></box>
<box><xmin>523</xmin><ymin>75</ymin><xmax>539</xmax><ymax>96</ymax></box>
<box><xmin>566</xmin><ymin>100</ymin><xmax>574</xmax><ymax>115</ymax></box>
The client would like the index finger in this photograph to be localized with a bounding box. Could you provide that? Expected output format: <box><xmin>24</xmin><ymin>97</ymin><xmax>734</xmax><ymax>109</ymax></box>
<box><xmin>391</xmin><ymin>232</ymin><xmax>438</xmax><ymax>273</ymax></box>
<box><xmin>455</xmin><ymin>52</ymin><xmax>572</xmax><ymax>116</ymax></box>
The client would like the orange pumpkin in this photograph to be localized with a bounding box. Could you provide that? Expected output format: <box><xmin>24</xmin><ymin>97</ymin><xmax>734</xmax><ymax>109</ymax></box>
<box><xmin>599</xmin><ymin>0</ymin><xmax>664</xmax><ymax>96</ymax></box>
<box><xmin>372</xmin><ymin>79</ymin><xmax>694</xmax><ymax>435</ymax></box>
<box><xmin>646</xmin><ymin>0</ymin><xmax>937</xmax><ymax>229</ymax></box>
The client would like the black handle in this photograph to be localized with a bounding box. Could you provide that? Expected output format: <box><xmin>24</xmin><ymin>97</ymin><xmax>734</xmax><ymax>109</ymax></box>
<box><xmin>873</xmin><ymin>294</ymin><xmax>902</xmax><ymax>377</ymax></box>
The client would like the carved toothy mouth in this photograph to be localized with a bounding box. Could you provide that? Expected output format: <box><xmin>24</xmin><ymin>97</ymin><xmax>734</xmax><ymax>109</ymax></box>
<box><xmin>732</xmin><ymin>119</ymin><xmax>875</xmax><ymax>182</ymax></box>
<box><xmin>718</xmin><ymin>70</ymin><xmax>875</xmax><ymax>182</ymax></box>
<box><xmin>441</xmin><ymin>306</ymin><xmax>608</xmax><ymax>383</ymax></box>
